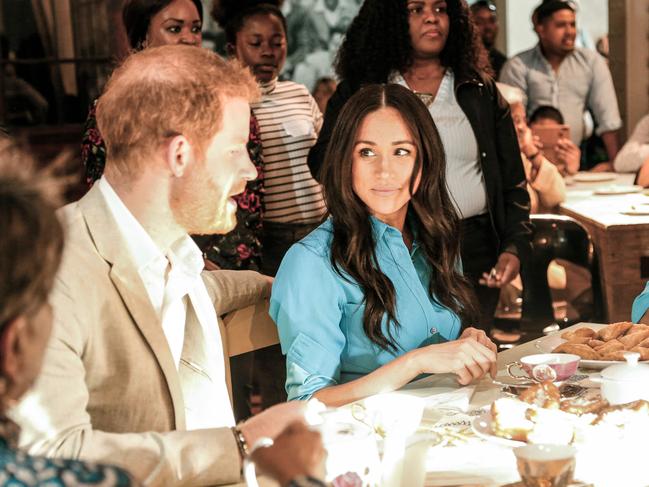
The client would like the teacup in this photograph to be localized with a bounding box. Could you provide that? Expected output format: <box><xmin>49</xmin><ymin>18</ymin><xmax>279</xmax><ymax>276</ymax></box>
<box><xmin>514</xmin><ymin>444</ymin><xmax>576</xmax><ymax>487</ymax></box>
<box><xmin>507</xmin><ymin>353</ymin><xmax>580</xmax><ymax>382</ymax></box>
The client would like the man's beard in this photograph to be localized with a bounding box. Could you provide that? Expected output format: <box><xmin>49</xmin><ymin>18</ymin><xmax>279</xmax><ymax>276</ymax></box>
<box><xmin>169</xmin><ymin>164</ymin><xmax>237</xmax><ymax>235</ymax></box>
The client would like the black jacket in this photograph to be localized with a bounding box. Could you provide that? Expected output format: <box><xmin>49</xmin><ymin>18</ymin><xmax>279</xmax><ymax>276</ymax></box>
<box><xmin>307</xmin><ymin>74</ymin><xmax>532</xmax><ymax>261</ymax></box>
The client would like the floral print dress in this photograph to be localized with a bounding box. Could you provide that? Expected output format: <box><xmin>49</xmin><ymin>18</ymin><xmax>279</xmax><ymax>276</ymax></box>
<box><xmin>81</xmin><ymin>102</ymin><xmax>264</xmax><ymax>270</ymax></box>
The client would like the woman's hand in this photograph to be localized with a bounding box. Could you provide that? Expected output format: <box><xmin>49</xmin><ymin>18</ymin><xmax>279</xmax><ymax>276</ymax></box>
<box><xmin>479</xmin><ymin>252</ymin><xmax>520</xmax><ymax>288</ymax></box>
<box><xmin>460</xmin><ymin>327</ymin><xmax>498</xmax><ymax>378</ymax></box>
<box><xmin>411</xmin><ymin>335</ymin><xmax>497</xmax><ymax>385</ymax></box>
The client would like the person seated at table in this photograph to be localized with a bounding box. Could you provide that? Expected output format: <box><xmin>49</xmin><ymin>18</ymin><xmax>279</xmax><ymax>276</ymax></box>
<box><xmin>0</xmin><ymin>142</ymin><xmax>135</xmax><ymax>485</ymax></box>
<box><xmin>270</xmin><ymin>84</ymin><xmax>497</xmax><ymax>407</ymax></box>
<box><xmin>11</xmin><ymin>45</ymin><xmax>326</xmax><ymax>487</ymax></box>
<box><xmin>498</xmin><ymin>84</ymin><xmax>565</xmax><ymax>213</ymax></box>
<box><xmin>528</xmin><ymin>105</ymin><xmax>581</xmax><ymax>176</ymax></box>
<box><xmin>614</xmin><ymin>114</ymin><xmax>649</xmax><ymax>187</ymax></box>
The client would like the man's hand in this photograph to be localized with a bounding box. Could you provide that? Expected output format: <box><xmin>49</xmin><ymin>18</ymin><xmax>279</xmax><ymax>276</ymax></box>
<box><xmin>479</xmin><ymin>252</ymin><xmax>520</xmax><ymax>288</ymax></box>
<box><xmin>239</xmin><ymin>401</ymin><xmax>307</xmax><ymax>447</ymax></box>
<box><xmin>251</xmin><ymin>422</ymin><xmax>326</xmax><ymax>487</ymax></box>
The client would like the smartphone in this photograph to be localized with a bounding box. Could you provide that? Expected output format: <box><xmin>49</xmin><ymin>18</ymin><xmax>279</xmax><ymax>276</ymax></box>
<box><xmin>531</xmin><ymin>125</ymin><xmax>570</xmax><ymax>166</ymax></box>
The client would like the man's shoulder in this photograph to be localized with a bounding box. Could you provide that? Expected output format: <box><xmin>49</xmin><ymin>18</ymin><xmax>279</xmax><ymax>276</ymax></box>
<box><xmin>509</xmin><ymin>46</ymin><xmax>538</xmax><ymax>65</ymax></box>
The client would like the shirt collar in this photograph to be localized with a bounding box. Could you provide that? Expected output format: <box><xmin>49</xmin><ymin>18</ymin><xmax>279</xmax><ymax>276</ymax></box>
<box><xmin>96</xmin><ymin>176</ymin><xmax>203</xmax><ymax>278</ymax></box>
<box><xmin>370</xmin><ymin>214</ymin><xmax>420</xmax><ymax>255</ymax></box>
<box><xmin>260</xmin><ymin>78</ymin><xmax>278</xmax><ymax>96</ymax></box>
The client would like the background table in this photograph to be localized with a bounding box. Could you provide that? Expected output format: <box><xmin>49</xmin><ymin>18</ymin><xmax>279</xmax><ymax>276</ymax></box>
<box><xmin>559</xmin><ymin>173</ymin><xmax>648</xmax><ymax>321</ymax></box>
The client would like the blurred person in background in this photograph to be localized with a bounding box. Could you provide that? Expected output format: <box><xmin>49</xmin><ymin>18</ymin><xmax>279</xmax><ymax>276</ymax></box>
<box><xmin>528</xmin><ymin>105</ymin><xmax>581</xmax><ymax>176</ymax></box>
<box><xmin>614</xmin><ymin>113</ymin><xmax>649</xmax><ymax>186</ymax></box>
<box><xmin>312</xmin><ymin>76</ymin><xmax>337</xmax><ymax>114</ymax></box>
<box><xmin>498</xmin><ymin>84</ymin><xmax>566</xmax><ymax>213</ymax></box>
<box><xmin>470</xmin><ymin>1</ymin><xmax>506</xmax><ymax>78</ymax></box>
<box><xmin>500</xmin><ymin>0</ymin><xmax>621</xmax><ymax>164</ymax></box>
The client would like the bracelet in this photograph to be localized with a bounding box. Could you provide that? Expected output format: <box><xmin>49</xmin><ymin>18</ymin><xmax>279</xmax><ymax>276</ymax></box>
<box><xmin>231</xmin><ymin>426</ymin><xmax>249</xmax><ymax>460</ymax></box>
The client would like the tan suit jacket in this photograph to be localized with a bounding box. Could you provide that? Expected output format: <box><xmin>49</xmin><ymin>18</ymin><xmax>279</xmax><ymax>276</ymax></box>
<box><xmin>12</xmin><ymin>185</ymin><xmax>271</xmax><ymax>486</ymax></box>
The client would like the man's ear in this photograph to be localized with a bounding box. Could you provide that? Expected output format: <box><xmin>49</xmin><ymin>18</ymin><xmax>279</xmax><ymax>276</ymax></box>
<box><xmin>0</xmin><ymin>316</ymin><xmax>27</xmax><ymax>384</ymax></box>
<box><xmin>165</xmin><ymin>135</ymin><xmax>194</xmax><ymax>178</ymax></box>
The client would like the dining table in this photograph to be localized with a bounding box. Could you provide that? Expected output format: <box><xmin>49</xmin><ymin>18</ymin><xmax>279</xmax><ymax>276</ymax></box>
<box><xmin>321</xmin><ymin>322</ymin><xmax>648</xmax><ymax>487</ymax></box>
<box><xmin>558</xmin><ymin>172</ymin><xmax>649</xmax><ymax>322</ymax></box>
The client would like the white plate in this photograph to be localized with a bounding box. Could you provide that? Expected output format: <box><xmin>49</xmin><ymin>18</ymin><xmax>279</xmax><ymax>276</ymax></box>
<box><xmin>593</xmin><ymin>185</ymin><xmax>643</xmax><ymax>195</ymax></box>
<box><xmin>572</xmin><ymin>172</ymin><xmax>616</xmax><ymax>183</ymax></box>
<box><xmin>535</xmin><ymin>332</ymin><xmax>649</xmax><ymax>369</ymax></box>
<box><xmin>471</xmin><ymin>412</ymin><xmax>525</xmax><ymax>448</ymax></box>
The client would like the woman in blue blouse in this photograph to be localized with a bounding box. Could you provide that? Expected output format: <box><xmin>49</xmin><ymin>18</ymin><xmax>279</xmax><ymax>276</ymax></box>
<box><xmin>270</xmin><ymin>84</ymin><xmax>497</xmax><ymax>406</ymax></box>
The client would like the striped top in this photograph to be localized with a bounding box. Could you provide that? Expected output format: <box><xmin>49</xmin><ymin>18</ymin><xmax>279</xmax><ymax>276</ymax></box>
<box><xmin>252</xmin><ymin>79</ymin><xmax>326</xmax><ymax>224</ymax></box>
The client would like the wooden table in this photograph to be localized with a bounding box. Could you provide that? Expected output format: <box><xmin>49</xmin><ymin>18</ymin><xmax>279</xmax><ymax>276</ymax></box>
<box><xmin>559</xmin><ymin>172</ymin><xmax>649</xmax><ymax>322</ymax></box>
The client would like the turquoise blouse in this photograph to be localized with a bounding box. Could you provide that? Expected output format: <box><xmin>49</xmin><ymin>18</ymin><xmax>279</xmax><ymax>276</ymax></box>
<box><xmin>632</xmin><ymin>281</ymin><xmax>649</xmax><ymax>323</ymax></box>
<box><xmin>270</xmin><ymin>217</ymin><xmax>462</xmax><ymax>401</ymax></box>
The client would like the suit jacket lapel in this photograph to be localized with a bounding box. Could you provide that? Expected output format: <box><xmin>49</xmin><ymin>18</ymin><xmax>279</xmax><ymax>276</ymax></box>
<box><xmin>78</xmin><ymin>184</ymin><xmax>187</xmax><ymax>429</ymax></box>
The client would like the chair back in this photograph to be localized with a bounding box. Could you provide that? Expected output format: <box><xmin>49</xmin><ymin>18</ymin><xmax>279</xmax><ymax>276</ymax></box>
<box><xmin>520</xmin><ymin>214</ymin><xmax>603</xmax><ymax>331</ymax></box>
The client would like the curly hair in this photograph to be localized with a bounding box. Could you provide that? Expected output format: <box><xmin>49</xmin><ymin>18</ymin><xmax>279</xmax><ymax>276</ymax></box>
<box><xmin>336</xmin><ymin>0</ymin><xmax>491</xmax><ymax>88</ymax></box>
<box><xmin>210</xmin><ymin>0</ymin><xmax>285</xmax><ymax>45</ymax></box>
<box><xmin>322</xmin><ymin>84</ymin><xmax>477</xmax><ymax>352</ymax></box>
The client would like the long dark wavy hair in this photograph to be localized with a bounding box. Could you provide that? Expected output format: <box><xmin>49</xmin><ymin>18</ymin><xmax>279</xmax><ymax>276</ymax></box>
<box><xmin>335</xmin><ymin>0</ymin><xmax>491</xmax><ymax>88</ymax></box>
<box><xmin>322</xmin><ymin>84</ymin><xmax>478</xmax><ymax>352</ymax></box>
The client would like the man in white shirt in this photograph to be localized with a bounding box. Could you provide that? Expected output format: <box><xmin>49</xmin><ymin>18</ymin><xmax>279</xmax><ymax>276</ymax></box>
<box><xmin>11</xmin><ymin>45</ymin><xmax>323</xmax><ymax>486</ymax></box>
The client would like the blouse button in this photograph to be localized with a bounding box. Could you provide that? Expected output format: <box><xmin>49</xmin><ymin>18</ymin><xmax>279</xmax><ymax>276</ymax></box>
<box><xmin>481</xmin><ymin>152</ymin><xmax>487</xmax><ymax>158</ymax></box>
<box><xmin>430</xmin><ymin>327</ymin><xmax>438</xmax><ymax>334</ymax></box>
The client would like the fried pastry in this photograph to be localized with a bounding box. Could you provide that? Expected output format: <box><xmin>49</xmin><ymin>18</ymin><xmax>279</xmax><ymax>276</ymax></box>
<box><xmin>593</xmin><ymin>339</ymin><xmax>624</xmax><ymax>354</ymax></box>
<box><xmin>553</xmin><ymin>343</ymin><xmax>601</xmax><ymax>360</ymax></box>
<box><xmin>600</xmin><ymin>350</ymin><xmax>628</xmax><ymax>361</ymax></box>
<box><xmin>619</xmin><ymin>330</ymin><xmax>649</xmax><ymax>349</ymax></box>
<box><xmin>562</xmin><ymin>327</ymin><xmax>596</xmax><ymax>340</ymax></box>
<box><xmin>560</xmin><ymin>397</ymin><xmax>609</xmax><ymax>415</ymax></box>
<box><xmin>636</xmin><ymin>336</ymin><xmax>649</xmax><ymax>348</ymax></box>
<box><xmin>597</xmin><ymin>322</ymin><xmax>633</xmax><ymax>341</ymax></box>
<box><xmin>628</xmin><ymin>324</ymin><xmax>649</xmax><ymax>334</ymax></box>
<box><xmin>565</xmin><ymin>336</ymin><xmax>592</xmax><ymax>345</ymax></box>
<box><xmin>588</xmin><ymin>339</ymin><xmax>605</xmax><ymax>348</ymax></box>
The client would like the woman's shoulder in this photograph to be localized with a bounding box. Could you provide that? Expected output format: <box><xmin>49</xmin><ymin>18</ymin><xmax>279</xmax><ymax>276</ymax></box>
<box><xmin>292</xmin><ymin>219</ymin><xmax>334</xmax><ymax>257</ymax></box>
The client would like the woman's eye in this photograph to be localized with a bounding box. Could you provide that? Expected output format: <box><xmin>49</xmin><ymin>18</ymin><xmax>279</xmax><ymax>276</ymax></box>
<box><xmin>191</xmin><ymin>25</ymin><xmax>202</xmax><ymax>34</ymax></box>
<box><xmin>434</xmin><ymin>6</ymin><xmax>447</xmax><ymax>14</ymax></box>
<box><xmin>249</xmin><ymin>42</ymin><xmax>261</xmax><ymax>48</ymax></box>
<box><xmin>408</xmin><ymin>6</ymin><xmax>423</xmax><ymax>15</ymax></box>
<box><xmin>167</xmin><ymin>25</ymin><xmax>181</xmax><ymax>34</ymax></box>
<box><xmin>359</xmin><ymin>148</ymin><xmax>375</xmax><ymax>158</ymax></box>
<box><xmin>395</xmin><ymin>148</ymin><xmax>411</xmax><ymax>157</ymax></box>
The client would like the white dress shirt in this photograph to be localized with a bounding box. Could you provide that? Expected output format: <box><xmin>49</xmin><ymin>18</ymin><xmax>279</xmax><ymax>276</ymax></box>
<box><xmin>614</xmin><ymin>114</ymin><xmax>649</xmax><ymax>173</ymax></box>
<box><xmin>96</xmin><ymin>177</ymin><xmax>234</xmax><ymax>429</ymax></box>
